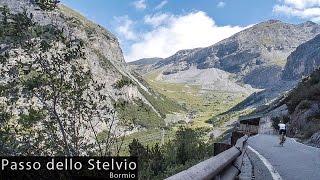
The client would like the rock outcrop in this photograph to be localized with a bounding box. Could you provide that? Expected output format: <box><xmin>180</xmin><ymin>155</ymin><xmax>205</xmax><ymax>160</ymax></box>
<box><xmin>128</xmin><ymin>57</ymin><xmax>163</xmax><ymax>74</ymax></box>
<box><xmin>282</xmin><ymin>34</ymin><xmax>320</xmax><ymax>81</ymax></box>
<box><xmin>265</xmin><ymin>69</ymin><xmax>320</xmax><ymax>146</ymax></box>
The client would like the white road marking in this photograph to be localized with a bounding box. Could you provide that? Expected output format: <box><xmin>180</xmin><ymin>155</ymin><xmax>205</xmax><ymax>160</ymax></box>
<box><xmin>248</xmin><ymin>146</ymin><xmax>283</xmax><ymax>180</ymax></box>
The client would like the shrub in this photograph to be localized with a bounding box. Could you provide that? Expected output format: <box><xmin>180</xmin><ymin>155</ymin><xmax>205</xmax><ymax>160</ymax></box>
<box><xmin>35</xmin><ymin>0</ymin><xmax>60</xmax><ymax>11</ymax></box>
<box><xmin>19</xmin><ymin>108</ymin><xmax>45</xmax><ymax>128</ymax></box>
<box><xmin>298</xmin><ymin>100</ymin><xmax>312</xmax><ymax>110</ymax></box>
<box><xmin>113</xmin><ymin>76</ymin><xmax>133</xmax><ymax>89</ymax></box>
<box><xmin>302</xmin><ymin>123</ymin><xmax>320</xmax><ymax>139</ymax></box>
<box><xmin>284</xmin><ymin>69</ymin><xmax>320</xmax><ymax>113</ymax></box>
<box><xmin>0</xmin><ymin>107</ymin><xmax>11</xmax><ymax>123</ymax></box>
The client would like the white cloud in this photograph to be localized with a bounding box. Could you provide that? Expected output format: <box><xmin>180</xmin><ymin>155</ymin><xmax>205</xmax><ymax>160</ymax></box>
<box><xmin>133</xmin><ymin>0</ymin><xmax>147</xmax><ymax>10</ymax></box>
<box><xmin>125</xmin><ymin>11</ymin><xmax>248</xmax><ymax>62</ymax></box>
<box><xmin>155</xmin><ymin>0</ymin><xmax>168</xmax><ymax>10</ymax></box>
<box><xmin>283</xmin><ymin>0</ymin><xmax>320</xmax><ymax>9</ymax></box>
<box><xmin>217</xmin><ymin>1</ymin><xmax>226</xmax><ymax>8</ymax></box>
<box><xmin>144</xmin><ymin>13</ymin><xmax>174</xmax><ymax>27</ymax></box>
<box><xmin>114</xmin><ymin>16</ymin><xmax>137</xmax><ymax>41</ymax></box>
<box><xmin>274</xmin><ymin>0</ymin><xmax>320</xmax><ymax>21</ymax></box>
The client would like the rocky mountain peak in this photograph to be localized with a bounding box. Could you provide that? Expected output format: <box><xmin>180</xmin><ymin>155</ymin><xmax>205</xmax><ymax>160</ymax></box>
<box><xmin>263</xmin><ymin>19</ymin><xmax>282</xmax><ymax>24</ymax></box>
<box><xmin>147</xmin><ymin>20</ymin><xmax>320</xmax><ymax>88</ymax></box>
<box><xmin>299</xmin><ymin>21</ymin><xmax>318</xmax><ymax>27</ymax></box>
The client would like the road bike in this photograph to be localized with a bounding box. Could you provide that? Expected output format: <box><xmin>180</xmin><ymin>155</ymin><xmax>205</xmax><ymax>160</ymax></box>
<box><xmin>279</xmin><ymin>132</ymin><xmax>286</xmax><ymax>146</ymax></box>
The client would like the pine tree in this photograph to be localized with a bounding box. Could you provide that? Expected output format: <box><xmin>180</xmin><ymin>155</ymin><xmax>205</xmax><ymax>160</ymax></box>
<box><xmin>149</xmin><ymin>143</ymin><xmax>165</xmax><ymax>175</ymax></box>
<box><xmin>129</xmin><ymin>139</ymin><xmax>148</xmax><ymax>157</ymax></box>
<box><xmin>175</xmin><ymin>127</ymin><xmax>204</xmax><ymax>164</ymax></box>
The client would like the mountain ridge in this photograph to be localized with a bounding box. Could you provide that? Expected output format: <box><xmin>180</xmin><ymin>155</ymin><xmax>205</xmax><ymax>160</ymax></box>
<box><xmin>133</xmin><ymin>19</ymin><xmax>320</xmax><ymax>89</ymax></box>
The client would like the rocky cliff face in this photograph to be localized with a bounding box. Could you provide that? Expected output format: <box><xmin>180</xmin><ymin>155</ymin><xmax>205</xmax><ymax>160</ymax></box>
<box><xmin>135</xmin><ymin>20</ymin><xmax>320</xmax><ymax>89</ymax></box>
<box><xmin>282</xmin><ymin>34</ymin><xmax>320</xmax><ymax>81</ymax></box>
<box><xmin>128</xmin><ymin>57</ymin><xmax>163</xmax><ymax>74</ymax></box>
<box><xmin>0</xmin><ymin>0</ymin><xmax>181</xmax><ymax>155</ymax></box>
<box><xmin>265</xmin><ymin>69</ymin><xmax>320</xmax><ymax>146</ymax></box>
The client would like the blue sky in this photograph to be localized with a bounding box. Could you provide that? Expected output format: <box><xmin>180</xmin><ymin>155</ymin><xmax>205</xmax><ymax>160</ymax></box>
<box><xmin>60</xmin><ymin>0</ymin><xmax>320</xmax><ymax>61</ymax></box>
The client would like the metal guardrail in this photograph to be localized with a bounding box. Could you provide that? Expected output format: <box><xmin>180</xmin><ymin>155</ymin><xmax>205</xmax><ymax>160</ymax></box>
<box><xmin>166</xmin><ymin>135</ymin><xmax>248</xmax><ymax>180</ymax></box>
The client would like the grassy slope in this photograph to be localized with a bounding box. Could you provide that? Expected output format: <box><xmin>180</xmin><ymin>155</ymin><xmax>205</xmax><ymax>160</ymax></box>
<box><xmin>118</xmin><ymin>69</ymin><xmax>250</xmax><ymax>155</ymax></box>
<box><xmin>113</xmin><ymin>73</ymin><xmax>184</xmax><ymax>129</ymax></box>
<box><xmin>145</xmin><ymin>70</ymin><xmax>248</xmax><ymax>129</ymax></box>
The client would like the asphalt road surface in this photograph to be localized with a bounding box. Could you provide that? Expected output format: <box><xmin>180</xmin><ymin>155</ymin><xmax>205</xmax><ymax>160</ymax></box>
<box><xmin>247</xmin><ymin>134</ymin><xmax>320</xmax><ymax>180</ymax></box>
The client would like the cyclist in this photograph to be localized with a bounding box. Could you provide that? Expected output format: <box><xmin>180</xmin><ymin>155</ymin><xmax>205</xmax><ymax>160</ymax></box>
<box><xmin>278</xmin><ymin>121</ymin><xmax>286</xmax><ymax>145</ymax></box>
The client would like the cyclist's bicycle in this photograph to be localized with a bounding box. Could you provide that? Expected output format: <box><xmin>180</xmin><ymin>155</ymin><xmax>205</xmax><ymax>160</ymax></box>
<box><xmin>279</xmin><ymin>132</ymin><xmax>286</xmax><ymax>146</ymax></box>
